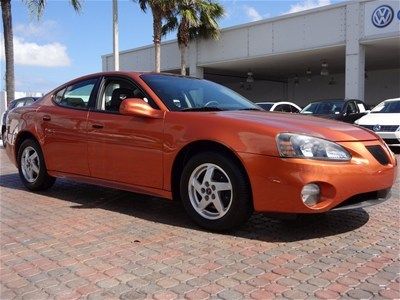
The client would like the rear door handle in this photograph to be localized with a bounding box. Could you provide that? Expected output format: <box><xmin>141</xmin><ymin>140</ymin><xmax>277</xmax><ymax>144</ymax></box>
<box><xmin>43</xmin><ymin>115</ymin><xmax>51</xmax><ymax>121</ymax></box>
<box><xmin>92</xmin><ymin>123</ymin><xmax>104</xmax><ymax>129</ymax></box>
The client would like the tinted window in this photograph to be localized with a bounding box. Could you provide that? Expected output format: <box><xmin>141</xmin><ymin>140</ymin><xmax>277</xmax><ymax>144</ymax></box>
<box><xmin>54</xmin><ymin>79</ymin><xmax>97</xmax><ymax>109</ymax></box>
<box><xmin>257</xmin><ymin>103</ymin><xmax>273</xmax><ymax>110</ymax></box>
<box><xmin>301</xmin><ymin>101</ymin><xmax>344</xmax><ymax>115</ymax></box>
<box><xmin>290</xmin><ymin>105</ymin><xmax>300</xmax><ymax>113</ymax></box>
<box><xmin>141</xmin><ymin>74</ymin><xmax>259</xmax><ymax>112</ymax></box>
<box><xmin>345</xmin><ymin>102</ymin><xmax>358</xmax><ymax>114</ymax></box>
<box><xmin>98</xmin><ymin>78</ymin><xmax>156</xmax><ymax>112</ymax></box>
<box><xmin>277</xmin><ymin>104</ymin><xmax>292</xmax><ymax>112</ymax></box>
<box><xmin>371</xmin><ymin>100</ymin><xmax>400</xmax><ymax>113</ymax></box>
<box><xmin>15</xmin><ymin>100</ymin><xmax>26</xmax><ymax>108</ymax></box>
<box><xmin>25</xmin><ymin>98</ymin><xmax>34</xmax><ymax>106</ymax></box>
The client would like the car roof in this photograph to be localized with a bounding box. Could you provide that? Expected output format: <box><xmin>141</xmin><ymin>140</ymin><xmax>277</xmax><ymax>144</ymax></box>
<box><xmin>382</xmin><ymin>98</ymin><xmax>400</xmax><ymax>102</ymax></box>
<box><xmin>308</xmin><ymin>99</ymin><xmax>361</xmax><ymax>104</ymax></box>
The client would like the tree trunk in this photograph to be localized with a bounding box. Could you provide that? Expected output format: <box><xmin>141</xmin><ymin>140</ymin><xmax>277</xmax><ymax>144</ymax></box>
<box><xmin>179</xmin><ymin>44</ymin><xmax>187</xmax><ymax>76</ymax></box>
<box><xmin>1</xmin><ymin>0</ymin><xmax>15</xmax><ymax>105</ymax></box>
<box><xmin>152</xmin><ymin>8</ymin><xmax>161</xmax><ymax>73</ymax></box>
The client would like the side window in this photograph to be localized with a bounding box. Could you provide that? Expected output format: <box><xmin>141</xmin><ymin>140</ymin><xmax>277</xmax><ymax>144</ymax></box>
<box><xmin>346</xmin><ymin>102</ymin><xmax>358</xmax><ymax>114</ymax></box>
<box><xmin>282</xmin><ymin>105</ymin><xmax>292</xmax><ymax>112</ymax></box>
<box><xmin>290</xmin><ymin>105</ymin><xmax>300</xmax><ymax>113</ymax></box>
<box><xmin>54</xmin><ymin>78</ymin><xmax>97</xmax><ymax>109</ymax></box>
<box><xmin>15</xmin><ymin>100</ymin><xmax>25</xmax><ymax>108</ymax></box>
<box><xmin>25</xmin><ymin>98</ymin><xmax>34</xmax><ymax>106</ymax></box>
<box><xmin>98</xmin><ymin>78</ymin><xmax>155</xmax><ymax>112</ymax></box>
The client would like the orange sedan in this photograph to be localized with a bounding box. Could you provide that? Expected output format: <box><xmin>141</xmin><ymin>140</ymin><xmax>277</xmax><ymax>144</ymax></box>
<box><xmin>4</xmin><ymin>72</ymin><xmax>397</xmax><ymax>231</ymax></box>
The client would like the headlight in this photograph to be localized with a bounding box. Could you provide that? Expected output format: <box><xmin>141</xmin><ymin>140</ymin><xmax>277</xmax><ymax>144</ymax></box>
<box><xmin>276</xmin><ymin>133</ymin><xmax>351</xmax><ymax>161</ymax></box>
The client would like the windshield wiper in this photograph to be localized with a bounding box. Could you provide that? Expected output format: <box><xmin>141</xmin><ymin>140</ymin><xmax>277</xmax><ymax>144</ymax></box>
<box><xmin>181</xmin><ymin>106</ymin><xmax>223</xmax><ymax>112</ymax></box>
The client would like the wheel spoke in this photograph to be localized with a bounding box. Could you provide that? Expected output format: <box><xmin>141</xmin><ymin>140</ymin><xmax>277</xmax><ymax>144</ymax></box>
<box><xmin>192</xmin><ymin>178</ymin><xmax>202</xmax><ymax>194</ymax></box>
<box><xmin>29</xmin><ymin>152</ymin><xmax>38</xmax><ymax>161</ymax></box>
<box><xmin>203</xmin><ymin>165</ymin><xmax>214</xmax><ymax>183</ymax></box>
<box><xmin>198</xmin><ymin>198</ymin><xmax>209</xmax><ymax>210</ymax></box>
<box><xmin>212</xmin><ymin>194</ymin><xmax>224</xmax><ymax>214</ymax></box>
<box><xmin>27</xmin><ymin>168</ymin><xmax>34</xmax><ymax>180</ymax></box>
<box><xmin>213</xmin><ymin>182</ymin><xmax>231</xmax><ymax>192</ymax></box>
<box><xmin>31</xmin><ymin>163</ymin><xmax>39</xmax><ymax>174</ymax></box>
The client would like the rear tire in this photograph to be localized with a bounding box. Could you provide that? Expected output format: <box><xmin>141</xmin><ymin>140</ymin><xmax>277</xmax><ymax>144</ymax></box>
<box><xmin>180</xmin><ymin>151</ymin><xmax>253</xmax><ymax>231</ymax></box>
<box><xmin>17</xmin><ymin>139</ymin><xmax>55</xmax><ymax>191</ymax></box>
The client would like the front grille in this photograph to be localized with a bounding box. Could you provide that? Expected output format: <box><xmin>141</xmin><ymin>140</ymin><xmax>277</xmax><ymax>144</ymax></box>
<box><xmin>366</xmin><ymin>145</ymin><xmax>390</xmax><ymax>165</ymax></box>
<box><xmin>383</xmin><ymin>139</ymin><xmax>400</xmax><ymax>145</ymax></box>
<box><xmin>361</xmin><ymin>125</ymin><xmax>399</xmax><ymax>132</ymax></box>
<box><xmin>333</xmin><ymin>189</ymin><xmax>390</xmax><ymax>210</ymax></box>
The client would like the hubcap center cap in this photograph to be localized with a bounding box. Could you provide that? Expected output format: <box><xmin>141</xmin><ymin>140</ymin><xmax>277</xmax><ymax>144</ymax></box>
<box><xmin>206</xmin><ymin>188</ymin><xmax>212</xmax><ymax>195</ymax></box>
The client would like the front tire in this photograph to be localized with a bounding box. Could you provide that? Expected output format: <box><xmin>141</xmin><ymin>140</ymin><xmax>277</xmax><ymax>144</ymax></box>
<box><xmin>180</xmin><ymin>151</ymin><xmax>253</xmax><ymax>231</ymax></box>
<box><xmin>18</xmin><ymin>139</ymin><xmax>56</xmax><ymax>191</ymax></box>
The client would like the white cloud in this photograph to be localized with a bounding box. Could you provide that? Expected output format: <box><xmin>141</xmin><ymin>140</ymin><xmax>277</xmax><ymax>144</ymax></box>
<box><xmin>1</xmin><ymin>37</ymin><xmax>71</xmax><ymax>67</ymax></box>
<box><xmin>14</xmin><ymin>20</ymin><xmax>58</xmax><ymax>41</ymax></box>
<box><xmin>243</xmin><ymin>5</ymin><xmax>263</xmax><ymax>22</ymax></box>
<box><xmin>285</xmin><ymin>0</ymin><xmax>331</xmax><ymax>14</ymax></box>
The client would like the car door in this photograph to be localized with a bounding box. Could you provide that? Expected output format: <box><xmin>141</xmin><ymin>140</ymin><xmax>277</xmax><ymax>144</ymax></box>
<box><xmin>86</xmin><ymin>76</ymin><xmax>164</xmax><ymax>189</ymax></box>
<box><xmin>38</xmin><ymin>77</ymin><xmax>99</xmax><ymax>176</ymax></box>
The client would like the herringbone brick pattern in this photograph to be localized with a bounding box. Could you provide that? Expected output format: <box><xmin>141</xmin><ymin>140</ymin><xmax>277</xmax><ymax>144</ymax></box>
<box><xmin>0</xmin><ymin>148</ymin><xmax>399</xmax><ymax>299</ymax></box>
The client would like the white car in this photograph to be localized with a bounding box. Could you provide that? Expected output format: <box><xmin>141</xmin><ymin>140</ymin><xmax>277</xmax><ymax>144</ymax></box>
<box><xmin>355</xmin><ymin>98</ymin><xmax>400</xmax><ymax>147</ymax></box>
<box><xmin>256</xmin><ymin>101</ymin><xmax>301</xmax><ymax>113</ymax></box>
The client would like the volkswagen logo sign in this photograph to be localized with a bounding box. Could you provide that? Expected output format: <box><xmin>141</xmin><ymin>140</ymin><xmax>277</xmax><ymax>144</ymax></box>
<box><xmin>373</xmin><ymin>125</ymin><xmax>381</xmax><ymax>132</ymax></box>
<box><xmin>372</xmin><ymin>5</ymin><xmax>394</xmax><ymax>28</ymax></box>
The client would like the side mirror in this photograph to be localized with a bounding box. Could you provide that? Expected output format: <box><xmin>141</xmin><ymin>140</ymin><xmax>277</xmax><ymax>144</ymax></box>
<box><xmin>119</xmin><ymin>98</ymin><xmax>164</xmax><ymax>119</ymax></box>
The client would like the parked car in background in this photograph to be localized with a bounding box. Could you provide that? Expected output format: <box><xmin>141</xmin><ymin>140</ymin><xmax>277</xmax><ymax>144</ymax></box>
<box><xmin>256</xmin><ymin>101</ymin><xmax>301</xmax><ymax>113</ymax></box>
<box><xmin>1</xmin><ymin>97</ymin><xmax>39</xmax><ymax>144</ymax></box>
<box><xmin>355</xmin><ymin>98</ymin><xmax>400</xmax><ymax>147</ymax></box>
<box><xmin>3</xmin><ymin>72</ymin><xmax>397</xmax><ymax>231</ymax></box>
<box><xmin>301</xmin><ymin>99</ymin><xmax>369</xmax><ymax>123</ymax></box>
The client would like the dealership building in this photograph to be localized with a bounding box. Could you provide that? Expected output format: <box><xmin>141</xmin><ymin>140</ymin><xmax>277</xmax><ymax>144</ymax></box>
<box><xmin>102</xmin><ymin>0</ymin><xmax>400</xmax><ymax>106</ymax></box>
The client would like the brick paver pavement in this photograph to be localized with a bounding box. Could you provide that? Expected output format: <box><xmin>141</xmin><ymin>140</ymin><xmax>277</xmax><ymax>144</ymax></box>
<box><xmin>0</xmin><ymin>148</ymin><xmax>399</xmax><ymax>299</ymax></box>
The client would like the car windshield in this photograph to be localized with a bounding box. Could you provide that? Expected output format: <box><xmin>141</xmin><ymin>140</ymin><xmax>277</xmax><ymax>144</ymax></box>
<box><xmin>257</xmin><ymin>103</ymin><xmax>273</xmax><ymax>110</ymax></box>
<box><xmin>371</xmin><ymin>100</ymin><xmax>400</xmax><ymax>113</ymax></box>
<box><xmin>301</xmin><ymin>101</ymin><xmax>344</xmax><ymax>115</ymax></box>
<box><xmin>140</xmin><ymin>74</ymin><xmax>260</xmax><ymax>112</ymax></box>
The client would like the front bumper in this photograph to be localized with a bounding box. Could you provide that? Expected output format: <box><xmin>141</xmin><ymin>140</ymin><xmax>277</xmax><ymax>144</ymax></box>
<box><xmin>332</xmin><ymin>188</ymin><xmax>391</xmax><ymax>211</ymax></box>
<box><xmin>376</xmin><ymin>132</ymin><xmax>400</xmax><ymax>146</ymax></box>
<box><xmin>238</xmin><ymin>140</ymin><xmax>397</xmax><ymax>214</ymax></box>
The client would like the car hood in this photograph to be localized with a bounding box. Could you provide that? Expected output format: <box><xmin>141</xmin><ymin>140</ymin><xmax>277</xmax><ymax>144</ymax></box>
<box><xmin>355</xmin><ymin>113</ymin><xmax>400</xmax><ymax>125</ymax></box>
<box><xmin>217</xmin><ymin>111</ymin><xmax>377</xmax><ymax>142</ymax></box>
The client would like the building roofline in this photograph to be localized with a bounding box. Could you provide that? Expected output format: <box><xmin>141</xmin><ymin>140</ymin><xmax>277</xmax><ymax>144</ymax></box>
<box><xmin>102</xmin><ymin>0</ymin><xmax>374</xmax><ymax>59</ymax></box>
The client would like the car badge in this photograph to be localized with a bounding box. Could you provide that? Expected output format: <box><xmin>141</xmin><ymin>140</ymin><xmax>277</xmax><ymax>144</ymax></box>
<box><xmin>373</xmin><ymin>124</ymin><xmax>381</xmax><ymax>132</ymax></box>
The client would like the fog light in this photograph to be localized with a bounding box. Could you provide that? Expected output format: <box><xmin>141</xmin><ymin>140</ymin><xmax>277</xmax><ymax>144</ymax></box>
<box><xmin>301</xmin><ymin>184</ymin><xmax>320</xmax><ymax>207</ymax></box>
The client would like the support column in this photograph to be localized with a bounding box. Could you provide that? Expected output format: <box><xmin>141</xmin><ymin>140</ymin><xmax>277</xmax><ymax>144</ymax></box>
<box><xmin>189</xmin><ymin>40</ymin><xmax>204</xmax><ymax>79</ymax></box>
<box><xmin>345</xmin><ymin>2</ymin><xmax>365</xmax><ymax>101</ymax></box>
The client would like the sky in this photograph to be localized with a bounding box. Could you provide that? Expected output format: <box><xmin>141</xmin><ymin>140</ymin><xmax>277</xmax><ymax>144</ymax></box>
<box><xmin>1</xmin><ymin>0</ymin><xmax>344</xmax><ymax>93</ymax></box>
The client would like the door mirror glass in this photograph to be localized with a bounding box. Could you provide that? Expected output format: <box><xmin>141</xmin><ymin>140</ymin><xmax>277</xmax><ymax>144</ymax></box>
<box><xmin>119</xmin><ymin>98</ymin><xmax>164</xmax><ymax>119</ymax></box>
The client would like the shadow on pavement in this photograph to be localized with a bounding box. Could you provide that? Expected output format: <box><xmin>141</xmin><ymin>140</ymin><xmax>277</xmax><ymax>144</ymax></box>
<box><xmin>0</xmin><ymin>172</ymin><xmax>370</xmax><ymax>243</ymax></box>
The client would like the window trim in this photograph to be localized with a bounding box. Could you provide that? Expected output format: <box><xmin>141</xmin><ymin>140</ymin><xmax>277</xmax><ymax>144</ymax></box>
<box><xmin>51</xmin><ymin>76</ymin><xmax>101</xmax><ymax>111</ymax></box>
<box><xmin>90</xmin><ymin>75</ymin><xmax>159</xmax><ymax>115</ymax></box>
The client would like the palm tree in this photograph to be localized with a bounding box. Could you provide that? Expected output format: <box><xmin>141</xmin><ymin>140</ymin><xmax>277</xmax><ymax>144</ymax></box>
<box><xmin>137</xmin><ymin>0</ymin><xmax>175</xmax><ymax>73</ymax></box>
<box><xmin>1</xmin><ymin>0</ymin><xmax>14</xmax><ymax>105</ymax></box>
<box><xmin>163</xmin><ymin>0</ymin><xmax>224</xmax><ymax>76</ymax></box>
<box><xmin>0</xmin><ymin>0</ymin><xmax>81</xmax><ymax>105</ymax></box>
